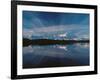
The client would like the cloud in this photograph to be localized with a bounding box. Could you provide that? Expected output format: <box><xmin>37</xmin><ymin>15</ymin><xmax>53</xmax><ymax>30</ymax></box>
<box><xmin>23</xmin><ymin>24</ymin><xmax>89</xmax><ymax>39</ymax></box>
<box><xmin>75</xmin><ymin>29</ymin><xmax>89</xmax><ymax>39</ymax></box>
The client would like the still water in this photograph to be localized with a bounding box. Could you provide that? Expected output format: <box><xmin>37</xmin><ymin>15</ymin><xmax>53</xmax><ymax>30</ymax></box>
<box><xmin>23</xmin><ymin>43</ymin><xmax>89</xmax><ymax>69</ymax></box>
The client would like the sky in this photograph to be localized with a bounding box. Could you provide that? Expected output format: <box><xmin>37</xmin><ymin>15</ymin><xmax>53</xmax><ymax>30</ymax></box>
<box><xmin>23</xmin><ymin>11</ymin><xmax>89</xmax><ymax>40</ymax></box>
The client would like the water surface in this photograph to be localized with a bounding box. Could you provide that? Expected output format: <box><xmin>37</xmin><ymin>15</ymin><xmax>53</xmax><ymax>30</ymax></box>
<box><xmin>23</xmin><ymin>43</ymin><xmax>89</xmax><ymax>69</ymax></box>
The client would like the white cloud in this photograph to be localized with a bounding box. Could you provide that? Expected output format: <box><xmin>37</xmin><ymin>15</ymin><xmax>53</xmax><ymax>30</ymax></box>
<box><xmin>58</xmin><ymin>33</ymin><xmax>67</xmax><ymax>37</ymax></box>
<box><xmin>23</xmin><ymin>24</ymin><xmax>89</xmax><ymax>39</ymax></box>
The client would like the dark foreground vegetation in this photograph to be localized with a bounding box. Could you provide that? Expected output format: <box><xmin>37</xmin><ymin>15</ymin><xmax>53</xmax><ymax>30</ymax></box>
<box><xmin>23</xmin><ymin>38</ymin><xmax>89</xmax><ymax>46</ymax></box>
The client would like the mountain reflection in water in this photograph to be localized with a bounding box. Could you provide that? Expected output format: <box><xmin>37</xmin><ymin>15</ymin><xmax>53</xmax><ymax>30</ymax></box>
<box><xmin>23</xmin><ymin>43</ymin><xmax>89</xmax><ymax>69</ymax></box>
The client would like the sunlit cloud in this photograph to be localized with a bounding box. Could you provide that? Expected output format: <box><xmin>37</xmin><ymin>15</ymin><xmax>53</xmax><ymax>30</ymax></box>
<box><xmin>23</xmin><ymin>11</ymin><xmax>89</xmax><ymax>40</ymax></box>
<box><xmin>23</xmin><ymin>24</ymin><xmax>89</xmax><ymax>40</ymax></box>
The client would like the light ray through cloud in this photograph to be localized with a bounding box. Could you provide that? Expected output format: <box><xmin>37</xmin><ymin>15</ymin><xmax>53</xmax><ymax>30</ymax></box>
<box><xmin>23</xmin><ymin>11</ymin><xmax>89</xmax><ymax>40</ymax></box>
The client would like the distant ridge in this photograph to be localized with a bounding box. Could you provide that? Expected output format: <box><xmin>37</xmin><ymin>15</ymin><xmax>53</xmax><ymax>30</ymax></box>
<box><xmin>23</xmin><ymin>38</ymin><xmax>89</xmax><ymax>46</ymax></box>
